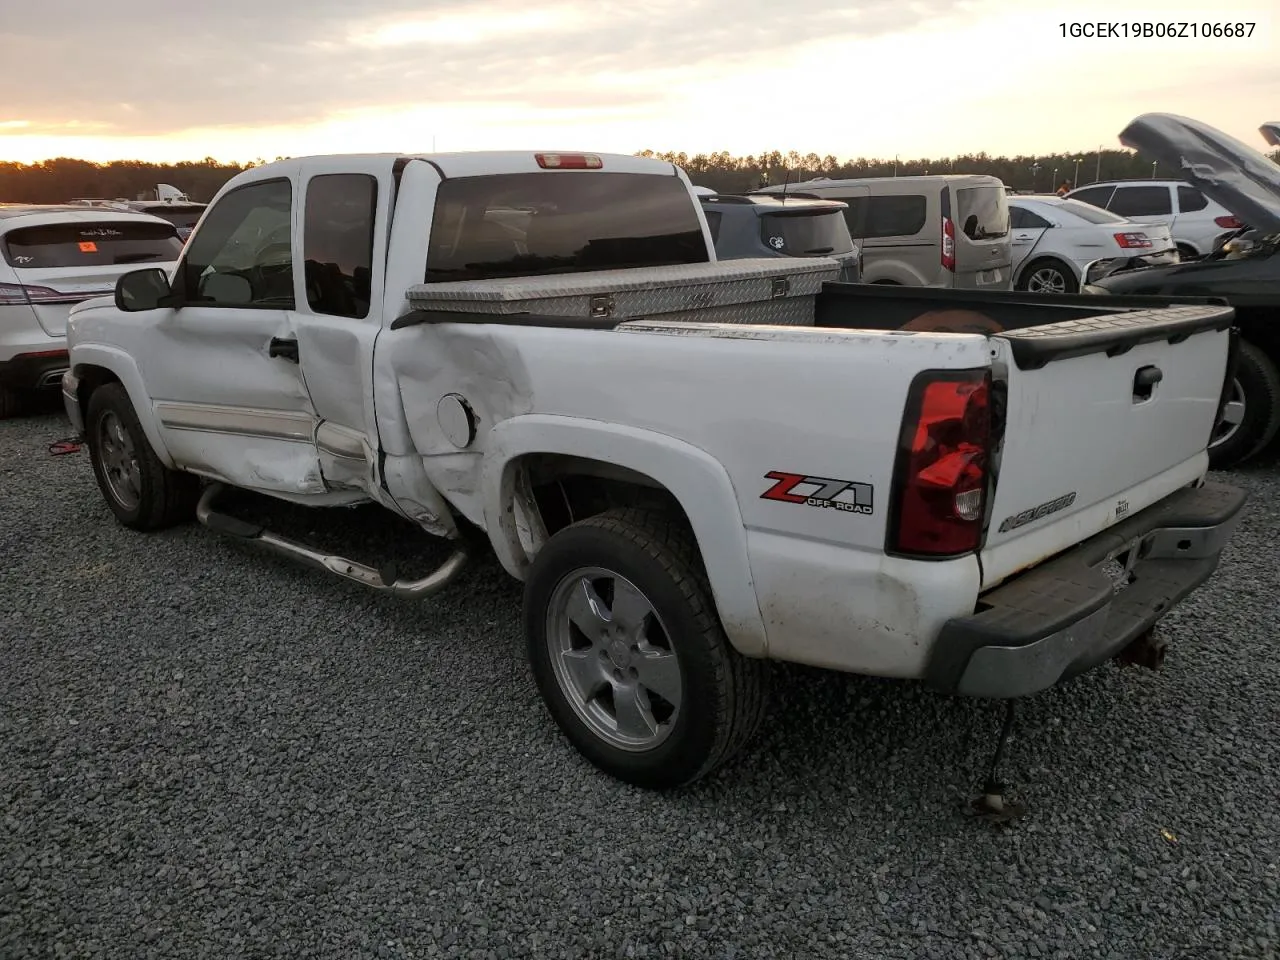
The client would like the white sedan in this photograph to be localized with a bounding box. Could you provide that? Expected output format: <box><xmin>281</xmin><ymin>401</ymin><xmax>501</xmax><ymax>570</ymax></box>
<box><xmin>1008</xmin><ymin>195</ymin><xmax>1178</xmax><ymax>294</ymax></box>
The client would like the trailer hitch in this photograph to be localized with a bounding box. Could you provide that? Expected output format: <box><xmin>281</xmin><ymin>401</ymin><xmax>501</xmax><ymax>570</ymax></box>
<box><xmin>1116</xmin><ymin>626</ymin><xmax>1168</xmax><ymax>671</ymax></box>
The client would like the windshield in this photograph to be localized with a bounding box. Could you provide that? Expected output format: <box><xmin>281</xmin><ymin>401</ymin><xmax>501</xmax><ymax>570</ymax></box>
<box><xmin>758</xmin><ymin>211</ymin><xmax>854</xmax><ymax>256</ymax></box>
<box><xmin>954</xmin><ymin>185</ymin><xmax>1009</xmax><ymax>240</ymax></box>
<box><xmin>2</xmin><ymin>220</ymin><xmax>183</xmax><ymax>268</ymax></box>
<box><xmin>1057</xmin><ymin>199</ymin><xmax>1127</xmax><ymax>224</ymax></box>
<box><xmin>424</xmin><ymin>172</ymin><xmax>709</xmax><ymax>282</ymax></box>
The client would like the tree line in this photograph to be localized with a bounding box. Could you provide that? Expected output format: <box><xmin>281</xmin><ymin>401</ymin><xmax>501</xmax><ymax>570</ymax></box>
<box><xmin>636</xmin><ymin>148</ymin><xmax>1280</xmax><ymax>194</ymax></box>
<box><xmin>0</xmin><ymin>157</ymin><xmax>261</xmax><ymax>204</ymax></box>
<box><xmin>2</xmin><ymin>147</ymin><xmax>1278</xmax><ymax>203</ymax></box>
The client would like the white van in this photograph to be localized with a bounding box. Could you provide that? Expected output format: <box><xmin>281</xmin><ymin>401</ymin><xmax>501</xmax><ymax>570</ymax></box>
<box><xmin>755</xmin><ymin>175</ymin><xmax>1012</xmax><ymax>289</ymax></box>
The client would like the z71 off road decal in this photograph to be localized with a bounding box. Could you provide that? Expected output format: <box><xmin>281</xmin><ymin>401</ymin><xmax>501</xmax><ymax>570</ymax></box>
<box><xmin>761</xmin><ymin>472</ymin><xmax>874</xmax><ymax>515</ymax></box>
<box><xmin>997</xmin><ymin>492</ymin><xmax>1077</xmax><ymax>533</ymax></box>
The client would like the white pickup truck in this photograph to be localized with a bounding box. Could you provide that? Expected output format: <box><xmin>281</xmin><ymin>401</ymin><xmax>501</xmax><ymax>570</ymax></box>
<box><xmin>62</xmin><ymin>150</ymin><xmax>1246</xmax><ymax>791</ymax></box>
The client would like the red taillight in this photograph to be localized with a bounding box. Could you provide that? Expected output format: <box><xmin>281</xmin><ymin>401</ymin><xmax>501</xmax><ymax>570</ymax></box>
<box><xmin>0</xmin><ymin>281</ymin><xmax>58</xmax><ymax>304</ymax></box>
<box><xmin>0</xmin><ymin>281</ymin><xmax>110</xmax><ymax>305</ymax></box>
<box><xmin>1214</xmin><ymin>215</ymin><xmax>1243</xmax><ymax>229</ymax></box>
<box><xmin>941</xmin><ymin>217</ymin><xmax>956</xmax><ymax>271</ymax></box>
<box><xmin>535</xmin><ymin>153</ymin><xmax>603</xmax><ymax>169</ymax></box>
<box><xmin>1113</xmin><ymin>232</ymin><xmax>1152</xmax><ymax>249</ymax></box>
<box><xmin>889</xmin><ymin>369</ymin><xmax>992</xmax><ymax>557</ymax></box>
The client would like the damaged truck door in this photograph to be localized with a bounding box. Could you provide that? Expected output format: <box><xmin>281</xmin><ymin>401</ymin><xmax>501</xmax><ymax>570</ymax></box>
<box><xmin>133</xmin><ymin>167</ymin><xmax>328</xmax><ymax>495</ymax></box>
<box><xmin>290</xmin><ymin>158</ymin><xmax>391</xmax><ymax>496</ymax></box>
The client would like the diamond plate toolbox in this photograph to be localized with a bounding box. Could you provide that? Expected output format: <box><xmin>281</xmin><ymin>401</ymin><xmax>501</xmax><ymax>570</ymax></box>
<box><xmin>405</xmin><ymin>257</ymin><xmax>841</xmax><ymax>324</ymax></box>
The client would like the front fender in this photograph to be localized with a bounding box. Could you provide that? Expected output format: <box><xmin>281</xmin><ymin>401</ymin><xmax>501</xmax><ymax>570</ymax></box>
<box><xmin>69</xmin><ymin>345</ymin><xmax>174</xmax><ymax>468</ymax></box>
<box><xmin>481</xmin><ymin>414</ymin><xmax>769</xmax><ymax>658</ymax></box>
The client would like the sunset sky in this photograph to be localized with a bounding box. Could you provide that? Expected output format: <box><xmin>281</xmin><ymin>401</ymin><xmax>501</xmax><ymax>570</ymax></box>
<box><xmin>1</xmin><ymin>0</ymin><xmax>1276</xmax><ymax>164</ymax></box>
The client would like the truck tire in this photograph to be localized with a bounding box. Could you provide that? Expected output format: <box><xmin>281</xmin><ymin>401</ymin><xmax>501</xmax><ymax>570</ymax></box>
<box><xmin>85</xmin><ymin>382</ymin><xmax>200</xmax><ymax>530</ymax></box>
<box><xmin>1208</xmin><ymin>340</ymin><xmax>1280</xmax><ymax>470</ymax></box>
<box><xmin>523</xmin><ymin>507</ymin><xmax>770</xmax><ymax>789</ymax></box>
<box><xmin>0</xmin><ymin>385</ymin><xmax>22</xmax><ymax>420</ymax></box>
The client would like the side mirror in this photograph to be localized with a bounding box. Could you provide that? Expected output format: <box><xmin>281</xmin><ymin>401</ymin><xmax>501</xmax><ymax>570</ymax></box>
<box><xmin>115</xmin><ymin>268</ymin><xmax>173</xmax><ymax>312</ymax></box>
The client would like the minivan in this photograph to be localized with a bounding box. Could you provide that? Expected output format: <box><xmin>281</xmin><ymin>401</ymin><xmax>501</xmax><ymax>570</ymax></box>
<box><xmin>753</xmin><ymin>175</ymin><xmax>1012</xmax><ymax>289</ymax></box>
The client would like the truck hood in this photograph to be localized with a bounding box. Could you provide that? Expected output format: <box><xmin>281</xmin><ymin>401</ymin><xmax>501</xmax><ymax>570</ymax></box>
<box><xmin>1118</xmin><ymin>113</ymin><xmax>1280</xmax><ymax>233</ymax></box>
<box><xmin>1261</xmin><ymin>122</ymin><xmax>1280</xmax><ymax>147</ymax></box>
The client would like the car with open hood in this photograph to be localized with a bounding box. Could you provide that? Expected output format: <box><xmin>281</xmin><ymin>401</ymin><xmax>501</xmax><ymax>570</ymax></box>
<box><xmin>1084</xmin><ymin>114</ymin><xmax>1280</xmax><ymax>469</ymax></box>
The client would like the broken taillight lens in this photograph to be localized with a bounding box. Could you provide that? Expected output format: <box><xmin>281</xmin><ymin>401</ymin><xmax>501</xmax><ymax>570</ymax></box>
<box><xmin>889</xmin><ymin>369</ymin><xmax>992</xmax><ymax>557</ymax></box>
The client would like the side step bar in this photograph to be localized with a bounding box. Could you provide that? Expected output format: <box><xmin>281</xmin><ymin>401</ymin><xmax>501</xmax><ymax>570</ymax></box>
<box><xmin>195</xmin><ymin>482</ymin><xmax>468</xmax><ymax>600</ymax></box>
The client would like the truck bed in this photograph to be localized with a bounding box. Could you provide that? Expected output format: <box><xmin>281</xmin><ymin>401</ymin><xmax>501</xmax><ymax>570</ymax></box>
<box><xmin>393</xmin><ymin>276</ymin><xmax>1232</xmax><ymax>335</ymax></box>
<box><xmin>810</xmin><ymin>283</ymin><xmax>1233</xmax><ymax>334</ymax></box>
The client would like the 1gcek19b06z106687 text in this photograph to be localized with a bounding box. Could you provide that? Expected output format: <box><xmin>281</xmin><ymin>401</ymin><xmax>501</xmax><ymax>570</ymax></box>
<box><xmin>1059</xmin><ymin>21</ymin><xmax>1257</xmax><ymax>38</ymax></box>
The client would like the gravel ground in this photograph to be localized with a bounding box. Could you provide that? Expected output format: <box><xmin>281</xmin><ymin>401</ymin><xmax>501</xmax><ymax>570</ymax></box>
<box><xmin>2</xmin><ymin>400</ymin><xmax>1278</xmax><ymax>960</ymax></box>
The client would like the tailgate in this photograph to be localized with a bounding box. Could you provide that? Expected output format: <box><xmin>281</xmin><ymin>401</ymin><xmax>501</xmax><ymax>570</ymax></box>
<box><xmin>980</xmin><ymin>304</ymin><xmax>1234</xmax><ymax>586</ymax></box>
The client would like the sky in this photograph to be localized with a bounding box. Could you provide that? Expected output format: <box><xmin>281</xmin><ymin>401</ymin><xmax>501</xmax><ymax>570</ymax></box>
<box><xmin>0</xmin><ymin>0</ymin><xmax>1277</xmax><ymax>164</ymax></box>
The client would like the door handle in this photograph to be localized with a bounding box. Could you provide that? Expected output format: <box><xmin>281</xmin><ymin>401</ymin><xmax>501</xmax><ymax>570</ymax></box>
<box><xmin>268</xmin><ymin>337</ymin><xmax>299</xmax><ymax>363</ymax></box>
<box><xmin>1134</xmin><ymin>364</ymin><xmax>1163</xmax><ymax>401</ymax></box>
<box><xmin>1015</xmin><ymin>234</ymin><xmax>1033</xmax><ymax>241</ymax></box>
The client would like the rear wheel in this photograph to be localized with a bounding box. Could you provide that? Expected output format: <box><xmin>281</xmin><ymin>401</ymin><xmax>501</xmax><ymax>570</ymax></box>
<box><xmin>85</xmin><ymin>382</ymin><xmax>200</xmax><ymax>530</ymax></box>
<box><xmin>1176</xmin><ymin>243</ymin><xmax>1201</xmax><ymax>262</ymax></box>
<box><xmin>523</xmin><ymin>508</ymin><xmax>770</xmax><ymax>789</ymax></box>
<box><xmin>1208</xmin><ymin>340</ymin><xmax>1280</xmax><ymax>469</ymax></box>
<box><xmin>1016</xmin><ymin>258</ymin><xmax>1079</xmax><ymax>295</ymax></box>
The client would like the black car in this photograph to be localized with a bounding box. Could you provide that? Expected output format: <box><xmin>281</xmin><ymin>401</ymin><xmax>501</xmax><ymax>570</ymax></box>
<box><xmin>1084</xmin><ymin>115</ymin><xmax>1280</xmax><ymax>469</ymax></box>
<box><xmin>698</xmin><ymin>194</ymin><xmax>861</xmax><ymax>282</ymax></box>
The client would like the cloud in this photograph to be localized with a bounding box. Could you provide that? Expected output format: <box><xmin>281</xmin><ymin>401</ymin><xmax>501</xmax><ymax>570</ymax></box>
<box><xmin>0</xmin><ymin>0</ymin><xmax>965</xmax><ymax>136</ymax></box>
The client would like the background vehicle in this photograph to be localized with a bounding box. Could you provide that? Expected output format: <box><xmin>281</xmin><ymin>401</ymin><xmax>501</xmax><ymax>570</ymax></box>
<box><xmin>1065</xmin><ymin>179</ymin><xmax>1243</xmax><ymax>261</ymax></box>
<box><xmin>1008</xmin><ymin>195</ymin><xmax>1177</xmax><ymax>293</ymax></box>
<box><xmin>752</xmin><ymin>175</ymin><xmax>1012</xmax><ymax>290</ymax></box>
<box><xmin>106</xmin><ymin>199</ymin><xmax>207</xmax><ymax>241</ymax></box>
<box><xmin>1083</xmin><ymin>112</ymin><xmax>1280</xmax><ymax>470</ymax></box>
<box><xmin>699</xmin><ymin>194</ymin><xmax>860</xmax><ymax>281</ymax></box>
<box><xmin>0</xmin><ymin>204</ymin><xmax>182</xmax><ymax>417</ymax></box>
<box><xmin>62</xmin><ymin>151</ymin><xmax>1241</xmax><ymax>792</ymax></box>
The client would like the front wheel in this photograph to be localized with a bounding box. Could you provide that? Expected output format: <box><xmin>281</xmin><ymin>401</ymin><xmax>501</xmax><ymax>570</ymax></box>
<box><xmin>85</xmin><ymin>382</ymin><xmax>200</xmax><ymax>530</ymax></box>
<box><xmin>523</xmin><ymin>508</ymin><xmax>770</xmax><ymax>789</ymax></box>
<box><xmin>1208</xmin><ymin>340</ymin><xmax>1280</xmax><ymax>469</ymax></box>
<box><xmin>1016</xmin><ymin>258</ymin><xmax>1079</xmax><ymax>295</ymax></box>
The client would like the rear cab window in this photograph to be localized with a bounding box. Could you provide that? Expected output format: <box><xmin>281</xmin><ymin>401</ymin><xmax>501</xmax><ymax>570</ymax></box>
<box><xmin>758</xmin><ymin>210</ymin><xmax>854</xmax><ymax>255</ymax></box>
<box><xmin>2</xmin><ymin>220</ymin><xmax>183</xmax><ymax>268</ymax></box>
<box><xmin>953</xmin><ymin>185</ymin><xmax>1009</xmax><ymax>240</ymax></box>
<box><xmin>424</xmin><ymin>172</ymin><xmax>709</xmax><ymax>282</ymax></box>
<box><xmin>303</xmin><ymin>173</ymin><xmax>378</xmax><ymax>319</ymax></box>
